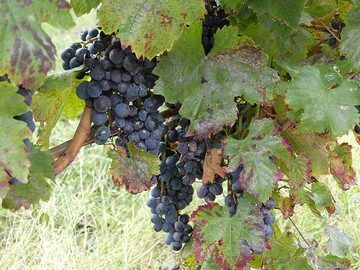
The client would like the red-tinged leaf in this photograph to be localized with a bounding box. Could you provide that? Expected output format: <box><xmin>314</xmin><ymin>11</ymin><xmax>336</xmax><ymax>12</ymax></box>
<box><xmin>284</xmin><ymin>128</ymin><xmax>334</xmax><ymax>176</ymax></box>
<box><xmin>329</xmin><ymin>143</ymin><xmax>357</xmax><ymax>190</ymax></box>
<box><xmin>285</xmin><ymin>154</ymin><xmax>312</xmax><ymax>196</ymax></box>
<box><xmin>108</xmin><ymin>143</ymin><xmax>160</xmax><ymax>194</ymax></box>
<box><xmin>0</xmin><ymin>0</ymin><xmax>74</xmax><ymax>88</ymax></box>
<box><xmin>225</xmin><ymin>119</ymin><xmax>291</xmax><ymax>202</ymax></box>
<box><xmin>190</xmin><ymin>196</ymin><xmax>266</xmax><ymax>270</ymax></box>
<box><xmin>279</xmin><ymin>196</ymin><xmax>295</xmax><ymax>219</ymax></box>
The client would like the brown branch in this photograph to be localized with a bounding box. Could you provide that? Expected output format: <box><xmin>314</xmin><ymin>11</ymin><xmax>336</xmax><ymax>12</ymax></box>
<box><xmin>52</xmin><ymin>106</ymin><xmax>92</xmax><ymax>175</ymax></box>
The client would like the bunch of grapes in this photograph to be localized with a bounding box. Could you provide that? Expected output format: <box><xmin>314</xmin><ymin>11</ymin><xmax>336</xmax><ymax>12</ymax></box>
<box><xmin>202</xmin><ymin>0</ymin><xmax>229</xmax><ymax>55</ymax></box>
<box><xmin>328</xmin><ymin>18</ymin><xmax>346</xmax><ymax>47</ymax></box>
<box><xmin>61</xmin><ymin>27</ymin><xmax>164</xmax><ymax>155</ymax></box>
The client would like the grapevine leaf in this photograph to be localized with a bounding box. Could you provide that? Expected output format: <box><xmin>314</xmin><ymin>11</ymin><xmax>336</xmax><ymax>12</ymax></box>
<box><xmin>32</xmin><ymin>72</ymin><xmax>85</xmax><ymax>150</ymax></box>
<box><xmin>108</xmin><ymin>143</ymin><xmax>160</xmax><ymax>194</ymax></box>
<box><xmin>304</xmin><ymin>0</ymin><xmax>337</xmax><ymax>17</ymax></box>
<box><xmin>284</xmin><ymin>128</ymin><xmax>333</xmax><ymax>175</ymax></box>
<box><xmin>155</xmin><ymin>24</ymin><xmax>279</xmax><ymax>138</ymax></box>
<box><xmin>288</xmin><ymin>154</ymin><xmax>312</xmax><ymax>193</ymax></box>
<box><xmin>311</xmin><ymin>182</ymin><xmax>335</xmax><ymax>215</ymax></box>
<box><xmin>340</xmin><ymin>7</ymin><xmax>360</xmax><ymax>70</ymax></box>
<box><xmin>329</xmin><ymin>143</ymin><xmax>357</xmax><ymax>190</ymax></box>
<box><xmin>98</xmin><ymin>0</ymin><xmax>205</xmax><ymax>58</ymax></box>
<box><xmin>248</xmin><ymin>0</ymin><xmax>305</xmax><ymax>27</ymax></box>
<box><xmin>0</xmin><ymin>0</ymin><xmax>74</xmax><ymax>88</ymax></box>
<box><xmin>219</xmin><ymin>0</ymin><xmax>246</xmax><ymax>12</ymax></box>
<box><xmin>225</xmin><ymin>119</ymin><xmax>291</xmax><ymax>202</ymax></box>
<box><xmin>279</xmin><ymin>196</ymin><xmax>295</xmax><ymax>218</ymax></box>
<box><xmin>325</xmin><ymin>226</ymin><xmax>352</xmax><ymax>258</ymax></box>
<box><xmin>286</xmin><ymin>66</ymin><xmax>360</xmax><ymax>135</ymax></box>
<box><xmin>191</xmin><ymin>198</ymin><xmax>266</xmax><ymax>270</ymax></box>
<box><xmin>70</xmin><ymin>0</ymin><xmax>100</xmax><ymax>16</ymax></box>
<box><xmin>260</xmin><ymin>226</ymin><xmax>313</xmax><ymax>270</ymax></box>
<box><xmin>202</xmin><ymin>148</ymin><xmax>226</xmax><ymax>184</ymax></box>
<box><xmin>242</xmin><ymin>15</ymin><xmax>314</xmax><ymax>63</ymax></box>
<box><xmin>0</xmin><ymin>81</ymin><xmax>31</xmax><ymax>188</ymax></box>
<box><xmin>2</xmin><ymin>147</ymin><xmax>54</xmax><ymax>210</ymax></box>
<box><xmin>201</xmin><ymin>255</ymin><xmax>222</xmax><ymax>270</ymax></box>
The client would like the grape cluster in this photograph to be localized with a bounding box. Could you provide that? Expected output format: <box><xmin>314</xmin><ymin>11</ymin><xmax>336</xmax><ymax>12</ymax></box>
<box><xmin>261</xmin><ymin>198</ymin><xmax>276</xmax><ymax>240</ymax></box>
<box><xmin>146</xmin><ymin>117</ymin><xmax>213</xmax><ymax>251</ymax></box>
<box><xmin>61</xmin><ymin>27</ymin><xmax>164</xmax><ymax>154</ymax></box>
<box><xmin>224</xmin><ymin>165</ymin><xmax>245</xmax><ymax>217</ymax></box>
<box><xmin>328</xmin><ymin>18</ymin><xmax>346</xmax><ymax>47</ymax></box>
<box><xmin>202</xmin><ymin>0</ymin><xmax>229</xmax><ymax>55</ymax></box>
<box><xmin>196</xmin><ymin>176</ymin><xmax>225</xmax><ymax>202</ymax></box>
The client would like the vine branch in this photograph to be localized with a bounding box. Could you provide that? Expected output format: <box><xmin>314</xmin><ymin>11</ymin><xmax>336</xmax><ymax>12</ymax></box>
<box><xmin>52</xmin><ymin>106</ymin><xmax>92</xmax><ymax>175</ymax></box>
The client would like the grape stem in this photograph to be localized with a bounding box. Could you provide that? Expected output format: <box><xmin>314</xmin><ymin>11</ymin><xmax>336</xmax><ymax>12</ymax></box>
<box><xmin>51</xmin><ymin>106</ymin><xmax>92</xmax><ymax>175</ymax></box>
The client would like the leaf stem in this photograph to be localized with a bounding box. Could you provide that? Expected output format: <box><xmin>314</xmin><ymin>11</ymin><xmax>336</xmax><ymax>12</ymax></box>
<box><xmin>288</xmin><ymin>216</ymin><xmax>310</xmax><ymax>247</ymax></box>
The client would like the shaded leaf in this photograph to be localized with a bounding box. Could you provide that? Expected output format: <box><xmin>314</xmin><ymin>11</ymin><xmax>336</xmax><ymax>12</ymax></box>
<box><xmin>260</xmin><ymin>226</ymin><xmax>313</xmax><ymax>270</ymax></box>
<box><xmin>202</xmin><ymin>148</ymin><xmax>226</xmax><ymax>184</ymax></box>
<box><xmin>109</xmin><ymin>143</ymin><xmax>160</xmax><ymax>193</ymax></box>
<box><xmin>0</xmin><ymin>0</ymin><xmax>74</xmax><ymax>88</ymax></box>
<box><xmin>248</xmin><ymin>0</ymin><xmax>305</xmax><ymax>27</ymax></box>
<box><xmin>70</xmin><ymin>0</ymin><xmax>100</xmax><ymax>16</ymax></box>
<box><xmin>155</xmin><ymin>24</ymin><xmax>279</xmax><ymax>138</ymax></box>
<box><xmin>32</xmin><ymin>72</ymin><xmax>85</xmax><ymax>149</ymax></box>
<box><xmin>191</xmin><ymin>197</ymin><xmax>266</xmax><ymax>270</ymax></box>
<box><xmin>279</xmin><ymin>196</ymin><xmax>295</xmax><ymax>218</ymax></box>
<box><xmin>325</xmin><ymin>226</ymin><xmax>352</xmax><ymax>258</ymax></box>
<box><xmin>2</xmin><ymin>147</ymin><xmax>54</xmax><ymax>210</ymax></box>
<box><xmin>225</xmin><ymin>119</ymin><xmax>291</xmax><ymax>202</ymax></box>
<box><xmin>340</xmin><ymin>7</ymin><xmax>360</xmax><ymax>70</ymax></box>
<box><xmin>311</xmin><ymin>182</ymin><xmax>335</xmax><ymax>215</ymax></box>
<box><xmin>286</xmin><ymin>66</ymin><xmax>360</xmax><ymax>135</ymax></box>
<box><xmin>98</xmin><ymin>0</ymin><xmax>205</xmax><ymax>58</ymax></box>
<box><xmin>329</xmin><ymin>143</ymin><xmax>357</xmax><ymax>190</ymax></box>
<box><xmin>0</xmin><ymin>82</ymin><xmax>31</xmax><ymax>187</ymax></box>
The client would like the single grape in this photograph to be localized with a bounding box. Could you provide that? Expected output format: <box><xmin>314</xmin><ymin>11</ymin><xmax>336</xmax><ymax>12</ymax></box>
<box><xmin>94</xmin><ymin>96</ymin><xmax>111</xmax><ymax>113</ymax></box>
<box><xmin>91</xmin><ymin>111</ymin><xmax>107</xmax><ymax>125</ymax></box>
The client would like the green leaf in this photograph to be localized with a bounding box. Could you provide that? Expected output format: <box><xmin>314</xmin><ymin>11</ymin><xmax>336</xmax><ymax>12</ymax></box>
<box><xmin>225</xmin><ymin>119</ymin><xmax>291</xmax><ymax>202</ymax></box>
<box><xmin>304</xmin><ymin>0</ymin><xmax>337</xmax><ymax>17</ymax></box>
<box><xmin>201</xmin><ymin>255</ymin><xmax>221</xmax><ymax>270</ymax></box>
<box><xmin>248</xmin><ymin>0</ymin><xmax>305</xmax><ymax>27</ymax></box>
<box><xmin>155</xmin><ymin>24</ymin><xmax>279</xmax><ymax>138</ymax></box>
<box><xmin>219</xmin><ymin>0</ymin><xmax>247</xmax><ymax>12</ymax></box>
<box><xmin>286</xmin><ymin>66</ymin><xmax>360</xmax><ymax>135</ymax></box>
<box><xmin>325</xmin><ymin>226</ymin><xmax>352</xmax><ymax>258</ymax></box>
<box><xmin>0</xmin><ymin>82</ymin><xmax>31</xmax><ymax>187</ymax></box>
<box><xmin>311</xmin><ymin>182</ymin><xmax>335</xmax><ymax>215</ymax></box>
<box><xmin>340</xmin><ymin>7</ymin><xmax>360</xmax><ymax>70</ymax></box>
<box><xmin>98</xmin><ymin>0</ymin><xmax>205</xmax><ymax>58</ymax></box>
<box><xmin>191</xmin><ymin>197</ymin><xmax>266</xmax><ymax>269</ymax></box>
<box><xmin>108</xmin><ymin>143</ymin><xmax>160</xmax><ymax>194</ymax></box>
<box><xmin>0</xmin><ymin>0</ymin><xmax>74</xmax><ymax>88</ymax></box>
<box><xmin>32</xmin><ymin>72</ymin><xmax>85</xmax><ymax>149</ymax></box>
<box><xmin>261</xmin><ymin>226</ymin><xmax>312</xmax><ymax>270</ymax></box>
<box><xmin>329</xmin><ymin>143</ymin><xmax>357</xmax><ymax>190</ymax></box>
<box><xmin>242</xmin><ymin>15</ymin><xmax>314</xmax><ymax>63</ymax></box>
<box><xmin>70</xmin><ymin>0</ymin><xmax>100</xmax><ymax>16</ymax></box>
<box><xmin>2</xmin><ymin>146</ymin><xmax>54</xmax><ymax>210</ymax></box>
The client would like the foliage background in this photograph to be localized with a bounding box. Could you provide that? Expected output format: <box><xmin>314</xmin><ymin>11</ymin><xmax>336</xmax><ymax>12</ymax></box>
<box><xmin>0</xmin><ymin>4</ymin><xmax>359</xmax><ymax>270</ymax></box>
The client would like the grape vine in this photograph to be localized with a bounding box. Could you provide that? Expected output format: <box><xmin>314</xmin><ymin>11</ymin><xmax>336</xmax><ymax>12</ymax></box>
<box><xmin>0</xmin><ymin>0</ymin><xmax>359</xmax><ymax>269</ymax></box>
